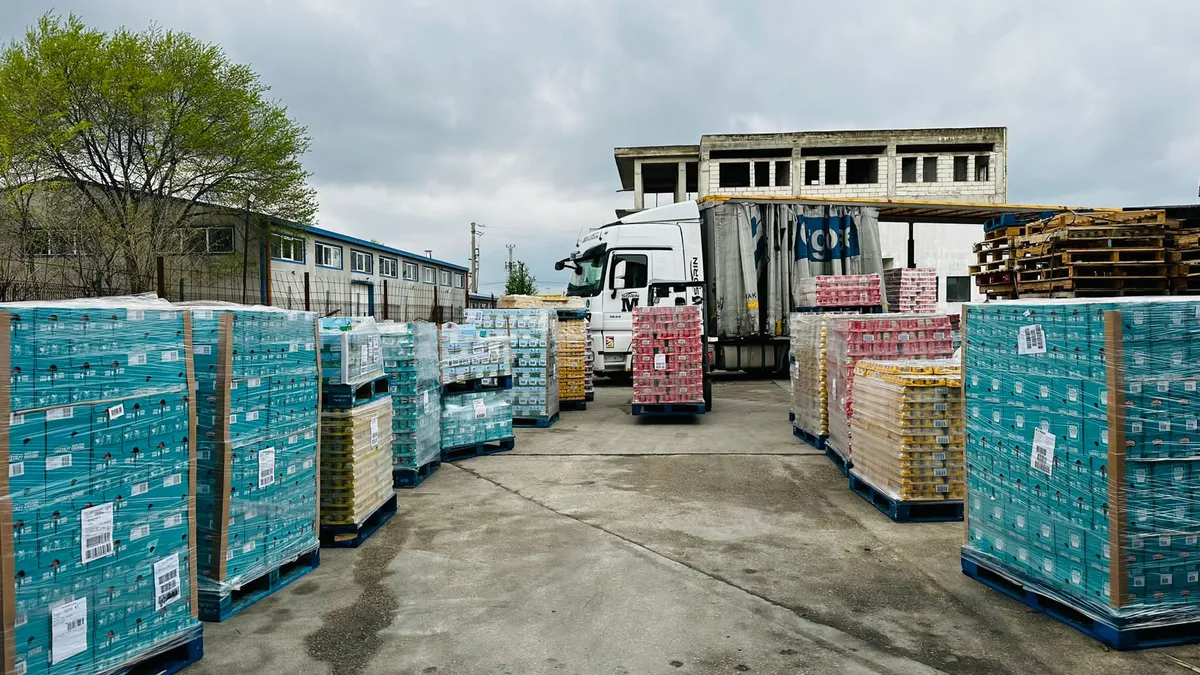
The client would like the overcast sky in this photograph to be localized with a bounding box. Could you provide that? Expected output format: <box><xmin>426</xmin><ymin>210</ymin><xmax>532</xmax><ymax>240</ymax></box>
<box><xmin>5</xmin><ymin>1</ymin><xmax>1200</xmax><ymax>292</ymax></box>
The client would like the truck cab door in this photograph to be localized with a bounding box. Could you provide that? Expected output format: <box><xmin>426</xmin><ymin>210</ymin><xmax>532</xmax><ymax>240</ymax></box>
<box><xmin>600</xmin><ymin>251</ymin><xmax>649</xmax><ymax>371</ymax></box>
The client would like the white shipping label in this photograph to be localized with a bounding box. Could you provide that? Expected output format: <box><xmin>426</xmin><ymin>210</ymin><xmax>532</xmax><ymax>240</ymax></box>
<box><xmin>107</xmin><ymin>403</ymin><xmax>124</xmax><ymax>420</ymax></box>
<box><xmin>1189</xmin><ymin>419</ymin><xmax>1198</xmax><ymax>432</ymax></box>
<box><xmin>47</xmin><ymin>455</ymin><xmax>72</xmax><ymax>471</ymax></box>
<box><xmin>9</xmin><ymin>413</ymin><xmax>23</xmax><ymax>425</ymax></box>
<box><xmin>131</xmin><ymin>482</ymin><xmax>149</xmax><ymax>497</ymax></box>
<box><xmin>1031</xmin><ymin>428</ymin><xmax>1056</xmax><ymax>476</ymax></box>
<box><xmin>164</xmin><ymin>474</ymin><xmax>182</xmax><ymax>488</ymax></box>
<box><xmin>161</xmin><ymin>350</ymin><xmax>179</xmax><ymax>363</ymax></box>
<box><xmin>8</xmin><ymin>462</ymin><xmax>23</xmax><ymax>478</ymax></box>
<box><xmin>653</xmin><ymin>354</ymin><xmax>667</xmax><ymax>371</ymax></box>
<box><xmin>258</xmin><ymin>447</ymin><xmax>276</xmax><ymax>489</ymax></box>
<box><xmin>246</xmin><ymin>411</ymin><xmax>259</xmax><ymax>422</ymax></box>
<box><xmin>194</xmin><ymin>344</ymin><xmax>212</xmax><ymax>355</ymax></box>
<box><xmin>153</xmin><ymin>554</ymin><xmax>182</xmax><ymax>611</ymax></box>
<box><xmin>1017</xmin><ymin>325</ymin><xmax>1047</xmax><ymax>355</ymax></box>
<box><xmin>1158</xmin><ymin>381</ymin><xmax>1170</xmax><ymax>393</ymax></box>
<box><xmin>370</xmin><ymin>418</ymin><xmax>380</xmax><ymax>446</ymax></box>
<box><xmin>160</xmin><ymin>311</ymin><xmax>178</xmax><ymax>320</ymax></box>
<box><xmin>129</xmin><ymin>351</ymin><xmax>147</xmax><ymax>365</ymax></box>
<box><xmin>47</xmin><ymin>406</ymin><xmax>73</xmax><ymax>422</ymax></box>
<box><xmin>128</xmin><ymin>310</ymin><xmax>145</xmax><ymax>321</ymax></box>
<box><xmin>163</xmin><ymin>514</ymin><xmax>183</xmax><ymax>528</ymax></box>
<box><xmin>1188</xmin><ymin>381</ymin><xmax>1198</xmax><ymax>393</ymax></box>
<box><xmin>472</xmin><ymin>399</ymin><xmax>488</xmax><ymax>419</ymax></box>
<box><xmin>130</xmin><ymin>524</ymin><xmax>150</xmax><ymax>541</ymax></box>
<box><xmin>193</xmin><ymin>309</ymin><xmax>214</xmax><ymax>320</ymax></box>
<box><xmin>422</xmin><ymin>391</ymin><xmax>429</xmax><ymax>406</ymax></box>
<box><xmin>50</xmin><ymin>598</ymin><xmax>88</xmax><ymax>664</ymax></box>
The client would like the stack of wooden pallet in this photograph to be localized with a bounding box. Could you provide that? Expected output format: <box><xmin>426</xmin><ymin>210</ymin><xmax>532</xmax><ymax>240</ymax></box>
<box><xmin>972</xmin><ymin>210</ymin><xmax>1191</xmax><ymax>299</ymax></box>
<box><xmin>1169</xmin><ymin>231</ymin><xmax>1200</xmax><ymax>293</ymax></box>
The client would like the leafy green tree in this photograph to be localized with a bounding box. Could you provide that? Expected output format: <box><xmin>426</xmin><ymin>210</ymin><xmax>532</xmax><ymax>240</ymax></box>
<box><xmin>0</xmin><ymin>13</ymin><xmax>316</xmax><ymax>290</ymax></box>
<box><xmin>505</xmin><ymin>260</ymin><xmax>538</xmax><ymax>295</ymax></box>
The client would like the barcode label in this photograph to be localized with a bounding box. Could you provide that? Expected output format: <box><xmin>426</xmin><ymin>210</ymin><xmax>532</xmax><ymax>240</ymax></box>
<box><xmin>108</xmin><ymin>404</ymin><xmax>124</xmax><ymax>420</ymax></box>
<box><xmin>422</xmin><ymin>391</ymin><xmax>429</xmax><ymax>406</ymax></box>
<box><xmin>305</xmin><ymin>430</ymin><xmax>315</xmax><ymax>440</ymax></box>
<box><xmin>162</xmin><ymin>350</ymin><xmax>179</xmax><ymax>363</ymax></box>
<box><xmin>153</xmin><ymin>554</ymin><xmax>181</xmax><ymax>611</ymax></box>
<box><xmin>195</xmin><ymin>344</ymin><xmax>212</xmax><ymax>355</ymax></box>
<box><xmin>132</xmin><ymin>482</ymin><xmax>148</xmax><ymax>496</ymax></box>
<box><xmin>303</xmin><ymin>459</ymin><xmax>314</xmax><ymax>470</ymax></box>
<box><xmin>934</xmin><ymin>402</ymin><xmax>947</xmax><ymax>412</ymax></box>
<box><xmin>370</xmin><ymin>418</ymin><xmax>380</xmax><ymax>446</ymax></box>
<box><xmin>131</xmin><ymin>524</ymin><xmax>151</xmax><ymax>540</ymax></box>
<box><xmin>472</xmin><ymin>399</ymin><xmax>488</xmax><ymax>419</ymax></box>
<box><xmin>164</xmin><ymin>474</ymin><xmax>181</xmax><ymax>488</ymax></box>
<box><xmin>248</xmin><ymin>378</ymin><xmax>262</xmax><ymax>388</ymax></box>
<box><xmin>936</xmin><ymin>484</ymin><xmax>950</xmax><ymax>493</ymax></box>
<box><xmin>934</xmin><ymin>419</ymin><xmax>948</xmax><ymax>428</ymax></box>
<box><xmin>936</xmin><ymin>436</ymin><xmax>950</xmax><ymax>445</ymax></box>
<box><xmin>1017</xmin><ymin>325</ymin><xmax>1047</xmax><ymax>355</ymax></box>
<box><xmin>81</xmin><ymin>503</ymin><xmax>114</xmax><ymax>563</ymax></box>
<box><xmin>934</xmin><ymin>468</ymin><xmax>948</xmax><ymax>477</ymax></box>
<box><xmin>1161</xmin><ymin>421</ymin><xmax>1172</xmax><ymax>432</ymax></box>
<box><xmin>932</xmin><ymin>452</ymin><xmax>946</xmax><ymax>461</ymax></box>
<box><xmin>50</xmin><ymin>597</ymin><xmax>88</xmax><ymax>664</ymax></box>
<box><xmin>9</xmin><ymin>413</ymin><xmax>23</xmax><ymax>425</ymax></box>
<box><xmin>1068</xmin><ymin>388</ymin><xmax>1079</xmax><ymax>402</ymax></box>
<box><xmin>287</xmin><ymin>464</ymin><xmax>297</xmax><ymax>475</ymax></box>
<box><xmin>47</xmin><ymin>455</ymin><xmax>72</xmax><ymax>471</ymax></box>
<box><xmin>193</xmin><ymin>309</ymin><xmax>214</xmax><ymax>319</ymax></box>
<box><xmin>259</xmin><ymin>447</ymin><xmax>276</xmax><ymax>488</ymax></box>
<box><xmin>9</xmin><ymin>462</ymin><xmax>23</xmax><ymax>477</ymax></box>
<box><xmin>15</xmin><ymin>661</ymin><xmax>26</xmax><ymax>675</ymax></box>
<box><xmin>243</xmin><ymin>541</ymin><xmax>256</xmax><ymax>553</ymax></box>
<box><xmin>1188</xmin><ymin>420</ymin><xmax>1198</xmax><ymax>431</ymax></box>
<box><xmin>160</xmin><ymin>311</ymin><xmax>178</xmax><ymax>320</ymax></box>
<box><xmin>246</xmin><ymin>411</ymin><xmax>259</xmax><ymax>422</ymax></box>
<box><xmin>289</xmin><ymin>435</ymin><xmax>299</xmax><ymax>445</ymax></box>
<box><xmin>128</xmin><ymin>310</ymin><xmax>145</xmax><ymax>321</ymax></box>
<box><xmin>1158</xmin><ymin>381</ymin><xmax>1170</xmax><ymax>393</ymax></box>
<box><xmin>129</xmin><ymin>353</ymin><xmax>148</xmax><ymax>366</ymax></box>
<box><xmin>46</xmin><ymin>406</ymin><xmax>73</xmax><ymax>422</ymax></box>
<box><xmin>653</xmin><ymin>354</ymin><xmax>667</xmax><ymax>370</ymax></box>
<box><xmin>229</xmin><ymin>414</ymin><xmax>237</xmax><ymax>424</ymax></box>
<box><xmin>1031</xmin><ymin>428</ymin><xmax>1055</xmax><ymax>476</ymax></box>
<box><xmin>226</xmin><ymin>548</ymin><xmax>234</xmax><ymax>561</ymax></box>
<box><xmin>163</xmin><ymin>514</ymin><xmax>183</xmax><ymax>528</ymax></box>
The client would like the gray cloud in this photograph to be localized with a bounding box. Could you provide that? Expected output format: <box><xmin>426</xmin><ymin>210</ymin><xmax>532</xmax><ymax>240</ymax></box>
<box><xmin>4</xmin><ymin>0</ymin><xmax>1199</xmax><ymax>290</ymax></box>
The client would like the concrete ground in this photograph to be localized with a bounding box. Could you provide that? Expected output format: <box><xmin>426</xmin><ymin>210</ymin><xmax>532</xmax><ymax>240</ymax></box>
<box><xmin>190</xmin><ymin>377</ymin><xmax>1200</xmax><ymax>675</ymax></box>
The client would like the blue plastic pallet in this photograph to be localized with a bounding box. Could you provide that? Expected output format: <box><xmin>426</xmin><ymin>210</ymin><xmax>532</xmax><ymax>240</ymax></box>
<box><xmin>823</xmin><ymin>442</ymin><xmax>852</xmax><ymax>476</ymax></box>
<box><xmin>631</xmin><ymin>403</ymin><xmax>706</xmax><ymax>416</ymax></box>
<box><xmin>514</xmin><ymin>412</ymin><xmax>561</xmax><ymax>427</ymax></box>
<box><xmin>393</xmin><ymin>460</ymin><xmax>441</xmax><ymax>488</ymax></box>
<box><xmin>960</xmin><ymin>549</ymin><xmax>1200</xmax><ymax>650</ymax></box>
<box><xmin>442</xmin><ymin>437</ymin><xmax>516</xmax><ymax>462</ymax></box>
<box><xmin>323</xmin><ymin>375</ymin><xmax>390</xmax><ymax>409</ymax></box>
<box><xmin>321</xmin><ymin>493</ymin><xmax>398</xmax><ymax>548</ymax></box>
<box><xmin>560</xmin><ymin>399</ymin><xmax>587</xmax><ymax>411</ymax></box>
<box><xmin>791</xmin><ymin>425</ymin><xmax>827</xmax><ymax>450</ymax></box>
<box><xmin>788</xmin><ymin>410</ymin><xmax>795</xmax><ymax>422</ymax></box>
<box><xmin>442</xmin><ymin>375</ymin><xmax>514</xmax><ymax>395</ymax></box>
<box><xmin>555</xmin><ymin>308</ymin><xmax>589</xmax><ymax>320</ymax></box>
<box><xmin>847</xmin><ymin>471</ymin><xmax>963</xmax><ymax>523</ymax></box>
<box><xmin>585</xmin><ymin>392</ymin><xmax>594</xmax><ymax>402</ymax></box>
<box><xmin>112</xmin><ymin>625</ymin><xmax>203</xmax><ymax>675</ymax></box>
<box><xmin>199</xmin><ymin>548</ymin><xmax>321</xmax><ymax>622</ymax></box>
<box><xmin>792</xmin><ymin>305</ymin><xmax>884</xmax><ymax>314</ymax></box>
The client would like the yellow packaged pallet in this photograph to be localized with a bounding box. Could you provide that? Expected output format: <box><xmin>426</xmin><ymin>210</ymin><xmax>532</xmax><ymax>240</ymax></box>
<box><xmin>849</xmin><ymin>358</ymin><xmax>965</xmax><ymax>502</ymax></box>
<box><xmin>319</xmin><ymin>396</ymin><xmax>394</xmax><ymax>526</ymax></box>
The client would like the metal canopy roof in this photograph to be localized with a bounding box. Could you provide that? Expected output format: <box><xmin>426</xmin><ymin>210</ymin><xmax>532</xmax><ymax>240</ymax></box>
<box><xmin>697</xmin><ymin>195</ymin><xmax>1121</xmax><ymax>225</ymax></box>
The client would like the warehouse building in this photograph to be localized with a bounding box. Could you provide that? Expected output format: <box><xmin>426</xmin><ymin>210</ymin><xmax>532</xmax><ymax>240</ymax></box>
<box><xmin>613</xmin><ymin>127</ymin><xmax>1008</xmax><ymax>309</ymax></box>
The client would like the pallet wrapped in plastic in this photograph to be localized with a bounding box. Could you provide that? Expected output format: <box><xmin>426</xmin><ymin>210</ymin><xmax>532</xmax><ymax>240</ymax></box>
<box><xmin>319</xmin><ymin>316</ymin><xmax>384</xmax><ymax>386</ymax></box>
<box><xmin>379</xmin><ymin>322</ymin><xmax>441</xmax><ymax>470</ymax></box>
<box><xmin>557</xmin><ymin>317</ymin><xmax>587</xmax><ymax>402</ymax></box>
<box><xmin>826</xmin><ymin>314</ymin><xmax>954</xmax><ymax>463</ymax></box>
<box><xmin>789</xmin><ymin>313</ymin><xmax>830</xmax><ymax>437</ymax></box>
<box><xmin>796</xmin><ymin>273</ymin><xmax>883</xmax><ymax>308</ymax></box>
<box><xmin>884</xmin><ymin>268</ymin><xmax>938</xmax><ymax>313</ymax></box>
<box><xmin>466</xmin><ymin>309</ymin><xmax>559</xmax><ymax>420</ymax></box>
<box><xmin>848</xmin><ymin>359</ymin><xmax>964</xmax><ymax>501</ymax></box>
<box><xmin>438</xmin><ymin>323</ymin><xmax>512</xmax><ymax>385</ymax></box>
<box><xmin>632</xmin><ymin>306</ymin><xmax>704</xmax><ymax>405</ymax></box>
<box><xmin>319</xmin><ymin>397</ymin><xmax>393</xmax><ymax>526</ymax></box>
<box><xmin>441</xmin><ymin>391</ymin><xmax>514</xmax><ymax>448</ymax></box>
<box><xmin>1</xmin><ymin>297</ymin><xmax>201</xmax><ymax>675</ymax></box>
<box><xmin>185</xmin><ymin>304</ymin><xmax>321</xmax><ymax>614</ymax></box>
<box><xmin>584</xmin><ymin>316</ymin><xmax>595</xmax><ymax>398</ymax></box>
<box><xmin>964</xmin><ymin>298</ymin><xmax>1200</xmax><ymax>634</ymax></box>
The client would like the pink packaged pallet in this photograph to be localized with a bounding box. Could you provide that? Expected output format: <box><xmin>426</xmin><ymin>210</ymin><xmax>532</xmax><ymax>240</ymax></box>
<box><xmin>632</xmin><ymin>306</ymin><xmax>704</xmax><ymax>404</ymax></box>
<box><xmin>798</xmin><ymin>273</ymin><xmax>883</xmax><ymax>308</ymax></box>
<box><xmin>883</xmin><ymin>268</ymin><xmax>937</xmax><ymax>313</ymax></box>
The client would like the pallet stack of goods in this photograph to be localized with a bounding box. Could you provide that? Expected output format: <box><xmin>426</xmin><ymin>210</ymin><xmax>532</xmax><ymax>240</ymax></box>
<box><xmin>847</xmin><ymin>360</ymin><xmax>965</xmax><ymax>522</ymax></box>
<box><xmin>318</xmin><ymin>318</ymin><xmax>395</xmax><ymax>548</ymax></box>
<box><xmin>963</xmin><ymin>298</ymin><xmax>1200</xmax><ymax>650</ymax></box>
<box><xmin>439</xmin><ymin>323</ymin><xmax>515</xmax><ymax>460</ymax></box>
<box><xmin>584</xmin><ymin>316</ymin><xmax>595</xmax><ymax>402</ymax></box>
<box><xmin>883</xmin><ymin>268</ymin><xmax>937</xmax><ymax>313</ymax></box>
<box><xmin>825</xmin><ymin>315</ymin><xmax>954</xmax><ymax>473</ymax></box>
<box><xmin>467</xmin><ymin>308</ymin><xmax>560</xmax><ymax>428</ymax></box>
<box><xmin>797</xmin><ymin>273</ymin><xmax>883</xmax><ymax>309</ymax></box>
<box><xmin>1</xmin><ymin>301</ymin><xmax>203</xmax><ymax>675</ymax></box>
<box><xmin>788</xmin><ymin>313</ymin><xmax>830</xmax><ymax>446</ymax></box>
<box><xmin>379</xmin><ymin>322</ymin><xmax>442</xmax><ymax>488</ymax></box>
<box><xmin>631</xmin><ymin>305</ymin><xmax>705</xmax><ymax>416</ymax></box>
<box><xmin>190</xmin><ymin>305</ymin><xmax>322</xmax><ymax>621</ymax></box>
<box><xmin>1168</xmin><ymin>230</ymin><xmax>1200</xmax><ymax>293</ymax></box>
<box><xmin>555</xmin><ymin>308</ymin><xmax>589</xmax><ymax>411</ymax></box>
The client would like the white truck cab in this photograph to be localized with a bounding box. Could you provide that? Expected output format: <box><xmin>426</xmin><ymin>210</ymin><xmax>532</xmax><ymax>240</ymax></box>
<box><xmin>558</xmin><ymin>201</ymin><xmax>704</xmax><ymax>376</ymax></box>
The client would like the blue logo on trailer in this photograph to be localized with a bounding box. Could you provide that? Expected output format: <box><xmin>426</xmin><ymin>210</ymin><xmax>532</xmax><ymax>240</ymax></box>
<box><xmin>794</xmin><ymin>214</ymin><xmax>861</xmax><ymax>262</ymax></box>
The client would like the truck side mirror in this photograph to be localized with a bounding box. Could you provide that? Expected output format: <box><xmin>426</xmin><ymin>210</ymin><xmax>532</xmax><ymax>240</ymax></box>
<box><xmin>611</xmin><ymin>260</ymin><xmax>627</xmax><ymax>299</ymax></box>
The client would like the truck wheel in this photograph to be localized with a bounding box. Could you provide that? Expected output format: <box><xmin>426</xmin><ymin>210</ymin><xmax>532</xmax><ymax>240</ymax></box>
<box><xmin>703</xmin><ymin>377</ymin><xmax>713</xmax><ymax>412</ymax></box>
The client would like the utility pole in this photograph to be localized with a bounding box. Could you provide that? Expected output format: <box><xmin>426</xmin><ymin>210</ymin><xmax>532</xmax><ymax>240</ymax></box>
<box><xmin>470</xmin><ymin>222</ymin><xmax>484</xmax><ymax>294</ymax></box>
<box><xmin>505</xmin><ymin>244</ymin><xmax>515</xmax><ymax>273</ymax></box>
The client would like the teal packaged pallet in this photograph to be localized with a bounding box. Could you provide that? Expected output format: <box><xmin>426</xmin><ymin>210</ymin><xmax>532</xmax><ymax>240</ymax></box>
<box><xmin>963</xmin><ymin>298</ymin><xmax>1200</xmax><ymax>650</ymax></box>
<box><xmin>0</xmin><ymin>298</ymin><xmax>201</xmax><ymax>675</ymax></box>
<box><xmin>441</xmin><ymin>391</ymin><xmax>514</xmax><ymax>460</ymax></box>
<box><xmin>184</xmin><ymin>305</ymin><xmax>321</xmax><ymax>622</ymax></box>
<box><xmin>438</xmin><ymin>322</ymin><xmax>512</xmax><ymax>386</ymax></box>
<box><xmin>465</xmin><ymin>309</ymin><xmax>559</xmax><ymax>426</ymax></box>
<box><xmin>379</xmin><ymin>322</ymin><xmax>442</xmax><ymax>487</ymax></box>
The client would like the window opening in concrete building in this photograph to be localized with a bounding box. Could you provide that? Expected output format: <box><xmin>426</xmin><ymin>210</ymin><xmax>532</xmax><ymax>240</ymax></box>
<box><xmin>270</xmin><ymin>233</ymin><xmax>305</xmax><ymax>263</ymax></box>
<box><xmin>421</xmin><ymin>265</ymin><xmax>436</xmax><ymax>284</ymax></box>
<box><xmin>719</xmin><ymin>162</ymin><xmax>751</xmax><ymax>188</ymax></box>
<box><xmin>440</xmin><ymin>269</ymin><xmax>452</xmax><ymax>286</ymax></box>
<box><xmin>901</xmin><ymin>157</ymin><xmax>917</xmax><ymax>183</ymax></box>
<box><xmin>379</xmin><ymin>257</ymin><xmax>398</xmax><ymax>278</ymax></box>
<box><xmin>975</xmin><ymin>155</ymin><xmax>990</xmax><ymax>182</ymax></box>
<box><xmin>754</xmin><ymin>161</ymin><xmax>771</xmax><ymax>188</ymax></box>
<box><xmin>351</xmin><ymin>250</ymin><xmax>373</xmax><ymax>274</ymax></box>
<box><xmin>954</xmin><ymin>156</ymin><xmax>969</xmax><ymax>182</ymax></box>
<box><xmin>402</xmin><ymin>261</ymin><xmax>417</xmax><ymax>281</ymax></box>
<box><xmin>775</xmin><ymin>161</ymin><xmax>790</xmax><ymax>187</ymax></box>
<box><xmin>923</xmin><ymin>157</ymin><xmax>938</xmax><ymax>183</ymax></box>
<box><xmin>315</xmin><ymin>242</ymin><xmax>342</xmax><ymax>268</ymax></box>
<box><xmin>805</xmin><ymin>160</ymin><xmax>820</xmax><ymax>185</ymax></box>
<box><xmin>454</xmin><ymin>272</ymin><xmax>465</xmax><ymax>288</ymax></box>
<box><xmin>846</xmin><ymin>158</ymin><xmax>878</xmax><ymax>184</ymax></box>
<box><xmin>824</xmin><ymin>159</ymin><xmax>840</xmax><ymax>185</ymax></box>
<box><xmin>946</xmin><ymin>276</ymin><xmax>971</xmax><ymax>303</ymax></box>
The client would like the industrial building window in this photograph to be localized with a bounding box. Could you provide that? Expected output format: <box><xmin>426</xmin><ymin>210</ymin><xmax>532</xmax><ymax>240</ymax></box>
<box><xmin>421</xmin><ymin>266</ymin><xmax>436</xmax><ymax>284</ymax></box>
<box><xmin>440</xmin><ymin>269</ymin><xmax>452</xmax><ymax>286</ymax></box>
<box><xmin>804</xmin><ymin>160</ymin><xmax>820</xmax><ymax>185</ymax></box>
<box><xmin>975</xmin><ymin>155</ymin><xmax>990</xmax><ymax>181</ymax></box>
<box><xmin>954</xmin><ymin>156</ymin><xmax>969</xmax><ymax>182</ymax></box>
<box><xmin>379</xmin><ymin>257</ymin><xmax>398</xmax><ymax>278</ymax></box>
<box><xmin>176</xmin><ymin>227</ymin><xmax>235</xmax><ymax>254</ymax></box>
<box><xmin>454</xmin><ymin>272</ymin><xmax>465</xmax><ymax>288</ymax></box>
<box><xmin>754</xmin><ymin>161</ymin><xmax>770</xmax><ymax>187</ymax></box>
<box><xmin>923</xmin><ymin>157</ymin><xmax>938</xmax><ymax>183</ymax></box>
<box><xmin>775</xmin><ymin>160</ymin><xmax>790</xmax><ymax>187</ymax></box>
<box><xmin>26</xmin><ymin>229</ymin><xmax>79</xmax><ymax>257</ymax></box>
<box><xmin>845</xmin><ymin>158</ymin><xmax>878</xmax><ymax>184</ymax></box>
<box><xmin>946</xmin><ymin>276</ymin><xmax>971</xmax><ymax>302</ymax></box>
<box><xmin>901</xmin><ymin>157</ymin><xmax>917</xmax><ymax>183</ymax></box>
<box><xmin>350</xmin><ymin>250</ymin><xmax>373</xmax><ymax>274</ymax></box>
<box><xmin>402</xmin><ymin>261</ymin><xmax>418</xmax><ymax>281</ymax></box>
<box><xmin>315</xmin><ymin>242</ymin><xmax>342</xmax><ymax>268</ymax></box>
<box><xmin>270</xmin><ymin>233</ymin><xmax>305</xmax><ymax>263</ymax></box>
<box><xmin>718</xmin><ymin>162</ymin><xmax>751</xmax><ymax>188</ymax></box>
<box><xmin>824</xmin><ymin>159</ymin><xmax>840</xmax><ymax>185</ymax></box>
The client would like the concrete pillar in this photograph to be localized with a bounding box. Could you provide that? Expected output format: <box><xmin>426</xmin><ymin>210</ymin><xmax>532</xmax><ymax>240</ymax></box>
<box><xmin>675</xmin><ymin>161</ymin><xmax>687</xmax><ymax>203</ymax></box>
<box><xmin>633</xmin><ymin>160</ymin><xmax>644</xmax><ymax>211</ymax></box>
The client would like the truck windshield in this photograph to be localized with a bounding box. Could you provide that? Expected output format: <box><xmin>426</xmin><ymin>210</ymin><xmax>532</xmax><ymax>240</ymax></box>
<box><xmin>566</xmin><ymin>256</ymin><xmax>605</xmax><ymax>297</ymax></box>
